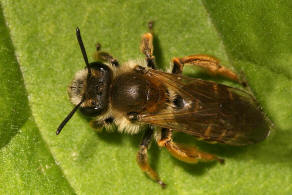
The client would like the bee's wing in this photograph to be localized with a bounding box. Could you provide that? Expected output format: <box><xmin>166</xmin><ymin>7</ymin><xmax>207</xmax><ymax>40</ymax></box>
<box><xmin>140</xmin><ymin>69</ymin><xmax>270</xmax><ymax>146</ymax></box>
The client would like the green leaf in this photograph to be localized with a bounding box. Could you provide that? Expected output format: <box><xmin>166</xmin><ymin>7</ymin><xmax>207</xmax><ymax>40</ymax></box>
<box><xmin>0</xmin><ymin>4</ymin><xmax>74</xmax><ymax>194</ymax></box>
<box><xmin>1</xmin><ymin>0</ymin><xmax>292</xmax><ymax>194</ymax></box>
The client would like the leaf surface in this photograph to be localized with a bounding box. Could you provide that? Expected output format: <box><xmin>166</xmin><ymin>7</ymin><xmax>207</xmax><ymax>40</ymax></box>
<box><xmin>1</xmin><ymin>0</ymin><xmax>291</xmax><ymax>194</ymax></box>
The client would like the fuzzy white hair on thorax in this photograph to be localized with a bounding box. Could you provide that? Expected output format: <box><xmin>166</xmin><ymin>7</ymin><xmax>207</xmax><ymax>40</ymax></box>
<box><xmin>114</xmin><ymin>58</ymin><xmax>147</xmax><ymax>77</ymax></box>
<box><xmin>91</xmin><ymin>103</ymin><xmax>142</xmax><ymax>135</ymax></box>
<box><xmin>88</xmin><ymin>59</ymin><xmax>148</xmax><ymax>135</ymax></box>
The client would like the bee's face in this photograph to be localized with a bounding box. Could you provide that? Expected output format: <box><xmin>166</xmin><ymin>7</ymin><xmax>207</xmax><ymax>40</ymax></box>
<box><xmin>68</xmin><ymin>62</ymin><xmax>113</xmax><ymax>116</ymax></box>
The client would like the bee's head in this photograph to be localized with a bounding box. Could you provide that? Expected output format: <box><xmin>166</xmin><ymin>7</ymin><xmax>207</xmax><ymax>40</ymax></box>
<box><xmin>56</xmin><ymin>28</ymin><xmax>112</xmax><ymax>135</ymax></box>
<box><xmin>69</xmin><ymin>62</ymin><xmax>112</xmax><ymax>116</ymax></box>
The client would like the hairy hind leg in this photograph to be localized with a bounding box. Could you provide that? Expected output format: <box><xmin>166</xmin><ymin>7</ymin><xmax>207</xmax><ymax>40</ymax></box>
<box><xmin>140</xmin><ymin>21</ymin><xmax>156</xmax><ymax>69</ymax></box>
<box><xmin>157</xmin><ymin>128</ymin><xmax>224</xmax><ymax>164</ymax></box>
<box><xmin>137</xmin><ymin>126</ymin><xmax>166</xmax><ymax>188</ymax></box>
<box><xmin>172</xmin><ymin>54</ymin><xmax>246</xmax><ymax>86</ymax></box>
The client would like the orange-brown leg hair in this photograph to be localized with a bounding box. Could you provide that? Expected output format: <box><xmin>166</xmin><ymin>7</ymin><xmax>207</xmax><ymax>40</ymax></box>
<box><xmin>137</xmin><ymin>126</ymin><xmax>166</xmax><ymax>188</ymax></box>
<box><xmin>172</xmin><ymin>55</ymin><xmax>246</xmax><ymax>86</ymax></box>
<box><xmin>158</xmin><ymin>128</ymin><xmax>224</xmax><ymax>164</ymax></box>
<box><xmin>140</xmin><ymin>21</ymin><xmax>155</xmax><ymax>69</ymax></box>
<box><xmin>93</xmin><ymin>43</ymin><xmax>120</xmax><ymax>67</ymax></box>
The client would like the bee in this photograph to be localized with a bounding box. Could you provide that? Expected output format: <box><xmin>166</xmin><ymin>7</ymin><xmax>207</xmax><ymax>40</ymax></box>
<box><xmin>57</xmin><ymin>22</ymin><xmax>270</xmax><ymax>188</ymax></box>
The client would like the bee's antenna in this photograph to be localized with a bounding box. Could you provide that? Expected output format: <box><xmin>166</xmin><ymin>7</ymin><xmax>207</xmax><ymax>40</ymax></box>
<box><xmin>76</xmin><ymin>27</ymin><xmax>91</xmax><ymax>77</ymax></box>
<box><xmin>56</xmin><ymin>100</ymin><xmax>83</xmax><ymax>135</ymax></box>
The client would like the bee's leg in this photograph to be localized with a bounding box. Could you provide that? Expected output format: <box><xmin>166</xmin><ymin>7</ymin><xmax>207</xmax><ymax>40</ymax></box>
<box><xmin>172</xmin><ymin>55</ymin><xmax>246</xmax><ymax>86</ymax></box>
<box><xmin>94</xmin><ymin>43</ymin><xmax>120</xmax><ymax>67</ymax></box>
<box><xmin>137</xmin><ymin>126</ymin><xmax>166</xmax><ymax>188</ymax></box>
<box><xmin>157</xmin><ymin>128</ymin><xmax>224</xmax><ymax>164</ymax></box>
<box><xmin>140</xmin><ymin>21</ymin><xmax>155</xmax><ymax>69</ymax></box>
<box><xmin>90</xmin><ymin>117</ymin><xmax>114</xmax><ymax>129</ymax></box>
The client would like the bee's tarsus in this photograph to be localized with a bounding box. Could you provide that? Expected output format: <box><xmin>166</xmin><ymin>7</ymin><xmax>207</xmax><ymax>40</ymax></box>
<box><xmin>148</xmin><ymin>21</ymin><xmax>154</xmax><ymax>32</ymax></box>
<box><xmin>217</xmin><ymin>158</ymin><xmax>225</xmax><ymax>165</ymax></box>
<box><xmin>158</xmin><ymin>180</ymin><xmax>166</xmax><ymax>189</ymax></box>
<box><xmin>96</xmin><ymin>42</ymin><xmax>101</xmax><ymax>51</ymax></box>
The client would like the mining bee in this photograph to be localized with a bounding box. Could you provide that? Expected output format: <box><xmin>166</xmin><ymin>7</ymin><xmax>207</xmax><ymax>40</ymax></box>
<box><xmin>57</xmin><ymin>22</ymin><xmax>270</xmax><ymax>188</ymax></box>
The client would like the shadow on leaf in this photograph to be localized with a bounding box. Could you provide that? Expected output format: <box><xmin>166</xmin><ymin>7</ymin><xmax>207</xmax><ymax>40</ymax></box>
<box><xmin>0</xmin><ymin>5</ymin><xmax>30</xmax><ymax>148</ymax></box>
